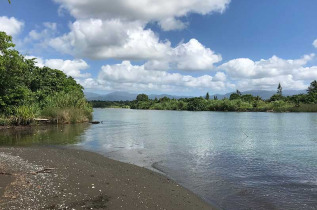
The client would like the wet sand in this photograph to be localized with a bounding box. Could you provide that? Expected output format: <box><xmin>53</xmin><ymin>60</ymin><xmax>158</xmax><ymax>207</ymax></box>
<box><xmin>0</xmin><ymin>147</ymin><xmax>213</xmax><ymax>209</ymax></box>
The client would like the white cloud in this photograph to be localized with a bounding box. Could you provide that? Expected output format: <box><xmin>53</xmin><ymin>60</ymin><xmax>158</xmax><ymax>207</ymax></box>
<box><xmin>49</xmin><ymin>19</ymin><xmax>171</xmax><ymax>60</ymax></box>
<box><xmin>220</xmin><ymin>54</ymin><xmax>317</xmax><ymax>90</ymax></box>
<box><xmin>83</xmin><ymin>61</ymin><xmax>229</xmax><ymax>92</ymax></box>
<box><xmin>25</xmin><ymin>56</ymin><xmax>90</xmax><ymax>78</ymax></box>
<box><xmin>49</xmin><ymin>1</ymin><xmax>227</xmax><ymax>65</ymax></box>
<box><xmin>45</xmin><ymin>59</ymin><xmax>90</xmax><ymax>78</ymax></box>
<box><xmin>219</xmin><ymin>58</ymin><xmax>256</xmax><ymax>78</ymax></box>
<box><xmin>49</xmin><ymin>20</ymin><xmax>221</xmax><ymax>69</ymax></box>
<box><xmin>213</xmin><ymin>72</ymin><xmax>227</xmax><ymax>81</ymax></box>
<box><xmin>313</xmin><ymin>39</ymin><xmax>317</xmax><ymax>48</ymax></box>
<box><xmin>173</xmin><ymin>39</ymin><xmax>222</xmax><ymax>70</ymax></box>
<box><xmin>236</xmin><ymin>75</ymin><xmax>308</xmax><ymax>91</ymax></box>
<box><xmin>220</xmin><ymin>54</ymin><xmax>315</xmax><ymax>79</ymax></box>
<box><xmin>54</xmin><ymin>0</ymin><xmax>230</xmax><ymax>30</ymax></box>
<box><xmin>0</xmin><ymin>16</ymin><xmax>24</xmax><ymax>36</ymax></box>
<box><xmin>159</xmin><ymin>18</ymin><xmax>188</xmax><ymax>31</ymax></box>
<box><xmin>27</xmin><ymin>22</ymin><xmax>57</xmax><ymax>41</ymax></box>
<box><xmin>145</xmin><ymin>39</ymin><xmax>222</xmax><ymax>71</ymax></box>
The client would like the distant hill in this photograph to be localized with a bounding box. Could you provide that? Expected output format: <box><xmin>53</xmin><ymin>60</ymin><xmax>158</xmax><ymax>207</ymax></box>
<box><xmin>85</xmin><ymin>90</ymin><xmax>307</xmax><ymax>101</ymax></box>
<box><xmin>84</xmin><ymin>91</ymin><xmax>189</xmax><ymax>101</ymax></box>
<box><xmin>85</xmin><ymin>91</ymin><xmax>137</xmax><ymax>101</ymax></box>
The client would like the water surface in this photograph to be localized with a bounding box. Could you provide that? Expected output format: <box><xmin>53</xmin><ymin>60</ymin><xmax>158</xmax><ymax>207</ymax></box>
<box><xmin>1</xmin><ymin>109</ymin><xmax>316</xmax><ymax>210</ymax></box>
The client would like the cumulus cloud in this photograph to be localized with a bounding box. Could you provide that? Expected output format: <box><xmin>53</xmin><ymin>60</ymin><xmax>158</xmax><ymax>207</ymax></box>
<box><xmin>236</xmin><ymin>75</ymin><xmax>308</xmax><ymax>91</ymax></box>
<box><xmin>49</xmin><ymin>20</ymin><xmax>221</xmax><ymax>69</ymax></box>
<box><xmin>0</xmin><ymin>16</ymin><xmax>24</xmax><ymax>36</ymax></box>
<box><xmin>49</xmin><ymin>19</ymin><xmax>171</xmax><ymax>60</ymax></box>
<box><xmin>25</xmin><ymin>56</ymin><xmax>90</xmax><ymax>78</ymax></box>
<box><xmin>49</xmin><ymin>0</ymin><xmax>228</xmax><ymax>67</ymax></box>
<box><xmin>159</xmin><ymin>18</ymin><xmax>188</xmax><ymax>31</ymax></box>
<box><xmin>173</xmin><ymin>39</ymin><xmax>222</xmax><ymax>70</ymax></box>
<box><xmin>81</xmin><ymin>61</ymin><xmax>229</xmax><ymax>92</ymax></box>
<box><xmin>145</xmin><ymin>39</ymin><xmax>222</xmax><ymax>71</ymax></box>
<box><xmin>44</xmin><ymin>59</ymin><xmax>90</xmax><ymax>78</ymax></box>
<box><xmin>27</xmin><ymin>22</ymin><xmax>57</xmax><ymax>41</ymax></box>
<box><xmin>54</xmin><ymin>0</ymin><xmax>230</xmax><ymax>30</ymax></box>
<box><xmin>220</xmin><ymin>54</ymin><xmax>314</xmax><ymax>79</ymax></box>
<box><xmin>220</xmin><ymin>54</ymin><xmax>317</xmax><ymax>90</ymax></box>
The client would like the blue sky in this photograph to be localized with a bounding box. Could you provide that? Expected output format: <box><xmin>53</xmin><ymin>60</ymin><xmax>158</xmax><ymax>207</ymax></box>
<box><xmin>1</xmin><ymin>0</ymin><xmax>317</xmax><ymax>96</ymax></box>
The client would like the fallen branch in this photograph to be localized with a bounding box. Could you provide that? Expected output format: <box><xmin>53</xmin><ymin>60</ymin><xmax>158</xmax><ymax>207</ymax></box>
<box><xmin>0</xmin><ymin>172</ymin><xmax>12</xmax><ymax>176</ymax></box>
<box><xmin>28</xmin><ymin>168</ymin><xmax>56</xmax><ymax>175</ymax></box>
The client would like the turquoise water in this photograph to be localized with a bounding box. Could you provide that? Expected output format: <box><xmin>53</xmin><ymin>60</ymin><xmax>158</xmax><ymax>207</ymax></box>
<box><xmin>1</xmin><ymin>108</ymin><xmax>316</xmax><ymax>209</ymax></box>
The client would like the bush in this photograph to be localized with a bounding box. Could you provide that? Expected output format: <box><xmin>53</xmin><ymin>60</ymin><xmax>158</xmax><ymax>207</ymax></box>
<box><xmin>12</xmin><ymin>104</ymin><xmax>40</xmax><ymax>125</ymax></box>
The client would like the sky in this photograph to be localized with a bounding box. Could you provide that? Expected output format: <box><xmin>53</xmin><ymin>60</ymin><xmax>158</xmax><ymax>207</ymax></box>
<box><xmin>0</xmin><ymin>0</ymin><xmax>317</xmax><ymax>96</ymax></box>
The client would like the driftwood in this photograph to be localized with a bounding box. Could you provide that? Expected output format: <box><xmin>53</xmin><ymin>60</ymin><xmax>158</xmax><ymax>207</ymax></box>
<box><xmin>0</xmin><ymin>172</ymin><xmax>12</xmax><ymax>176</ymax></box>
<box><xmin>28</xmin><ymin>168</ymin><xmax>56</xmax><ymax>175</ymax></box>
<box><xmin>90</xmin><ymin>121</ymin><xmax>101</xmax><ymax>124</ymax></box>
<box><xmin>1</xmin><ymin>168</ymin><xmax>56</xmax><ymax>176</ymax></box>
<box><xmin>34</xmin><ymin>118</ymin><xmax>50</xmax><ymax>122</ymax></box>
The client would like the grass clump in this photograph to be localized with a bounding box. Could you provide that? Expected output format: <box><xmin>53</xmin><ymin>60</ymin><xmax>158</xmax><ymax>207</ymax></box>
<box><xmin>41</xmin><ymin>91</ymin><xmax>93</xmax><ymax>124</ymax></box>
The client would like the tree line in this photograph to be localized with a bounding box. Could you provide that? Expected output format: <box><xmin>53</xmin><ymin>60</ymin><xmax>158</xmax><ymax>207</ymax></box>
<box><xmin>0</xmin><ymin>32</ymin><xmax>92</xmax><ymax>125</ymax></box>
<box><xmin>91</xmin><ymin>81</ymin><xmax>317</xmax><ymax>112</ymax></box>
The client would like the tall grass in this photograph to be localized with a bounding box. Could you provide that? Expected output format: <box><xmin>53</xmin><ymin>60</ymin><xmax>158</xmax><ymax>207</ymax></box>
<box><xmin>41</xmin><ymin>91</ymin><xmax>92</xmax><ymax>124</ymax></box>
<box><xmin>288</xmin><ymin>104</ymin><xmax>317</xmax><ymax>112</ymax></box>
<box><xmin>13</xmin><ymin>105</ymin><xmax>40</xmax><ymax>125</ymax></box>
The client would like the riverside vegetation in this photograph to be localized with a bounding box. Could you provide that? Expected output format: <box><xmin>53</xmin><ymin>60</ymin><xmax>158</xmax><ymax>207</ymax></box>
<box><xmin>91</xmin><ymin>81</ymin><xmax>317</xmax><ymax>112</ymax></box>
<box><xmin>0</xmin><ymin>32</ymin><xmax>92</xmax><ymax>126</ymax></box>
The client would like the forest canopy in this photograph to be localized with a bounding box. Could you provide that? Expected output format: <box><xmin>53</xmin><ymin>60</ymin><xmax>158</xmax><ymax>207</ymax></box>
<box><xmin>0</xmin><ymin>31</ymin><xmax>92</xmax><ymax>125</ymax></box>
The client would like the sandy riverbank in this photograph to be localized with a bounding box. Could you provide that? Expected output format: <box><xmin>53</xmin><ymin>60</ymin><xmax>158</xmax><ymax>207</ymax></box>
<box><xmin>0</xmin><ymin>147</ymin><xmax>213</xmax><ymax>209</ymax></box>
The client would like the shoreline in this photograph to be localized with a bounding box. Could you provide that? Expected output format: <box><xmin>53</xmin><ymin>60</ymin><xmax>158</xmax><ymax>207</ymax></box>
<box><xmin>0</xmin><ymin>146</ymin><xmax>213</xmax><ymax>209</ymax></box>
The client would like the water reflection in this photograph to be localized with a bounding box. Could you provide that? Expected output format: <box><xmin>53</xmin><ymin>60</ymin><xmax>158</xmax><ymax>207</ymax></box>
<box><xmin>0</xmin><ymin>124</ymin><xmax>90</xmax><ymax>146</ymax></box>
<box><xmin>80</xmin><ymin>109</ymin><xmax>317</xmax><ymax>210</ymax></box>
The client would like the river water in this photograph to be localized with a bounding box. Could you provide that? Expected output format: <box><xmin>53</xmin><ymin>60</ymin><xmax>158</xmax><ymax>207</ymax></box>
<box><xmin>1</xmin><ymin>108</ymin><xmax>316</xmax><ymax>209</ymax></box>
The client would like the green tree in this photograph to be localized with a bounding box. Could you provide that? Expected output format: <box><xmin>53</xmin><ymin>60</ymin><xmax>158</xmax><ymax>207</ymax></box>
<box><xmin>159</xmin><ymin>96</ymin><xmax>170</xmax><ymax>102</ymax></box>
<box><xmin>307</xmin><ymin>80</ymin><xmax>317</xmax><ymax>94</ymax></box>
<box><xmin>229</xmin><ymin>93</ymin><xmax>240</xmax><ymax>100</ymax></box>
<box><xmin>187</xmin><ymin>97</ymin><xmax>207</xmax><ymax>111</ymax></box>
<box><xmin>205</xmin><ymin>92</ymin><xmax>210</xmax><ymax>100</ymax></box>
<box><xmin>236</xmin><ymin>89</ymin><xmax>242</xmax><ymax>96</ymax></box>
<box><xmin>136</xmin><ymin>94</ymin><xmax>149</xmax><ymax>102</ymax></box>
<box><xmin>213</xmin><ymin>95</ymin><xmax>218</xmax><ymax>100</ymax></box>
<box><xmin>0</xmin><ymin>32</ymin><xmax>32</xmax><ymax>112</ymax></box>
<box><xmin>241</xmin><ymin>94</ymin><xmax>255</xmax><ymax>102</ymax></box>
<box><xmin>0</xmin><ymin>31</ymin><xmax>91</xmax><ymax>121</ymax></box>
<box><xmin>277</xmin><ymin>83</ymin><xmax>282</xmax><ymax>95</ymax></box>
<box><xmin>269</xmin><ymin>94</ymin><xmax>284</xmax><ymax>102</ymax></box>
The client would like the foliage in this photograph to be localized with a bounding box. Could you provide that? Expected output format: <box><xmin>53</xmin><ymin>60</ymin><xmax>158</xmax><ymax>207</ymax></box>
<box><xmin>205</xmin><ymin>92</ymin><xmax>210</xmax><ymax>100</ymax></box>
<box><xmin>269</xmin><ymin>94</ymin><xmax>285</xmax><ymax>102</ymax></box>
<box><xmin>307</xmin><ymin>80</ymin><xmax>317</xmax><ymax>94</ymax></box>
<box><xmin>187</xmin><ymin>97</ymin><xmax>207</xmax><ymax>111</ymax></box>
<box><xmin>229</xmin><ymin>93</ymin><xmax>240</xmax><ymax>100</ymax></box>
<box><xmin>0</xmin><ymin>32</ymin><xmax>92</xmax><ymax>125</ymax></box>
<box><xmin>136</xmin><ymin>94</ymin><xmax>149</xmax><ymax>102</ymax></box>
<box><xmin>91</xmin><ymin>83</ymin><xmax>317</xmax><ymax>113</ymax></box>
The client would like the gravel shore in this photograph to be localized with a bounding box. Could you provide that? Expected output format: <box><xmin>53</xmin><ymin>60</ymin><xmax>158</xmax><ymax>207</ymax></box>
<box><xmin>0</xmin><ymin>147</ymin><xmax>213</xmax><ymax>210</ymax></box>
